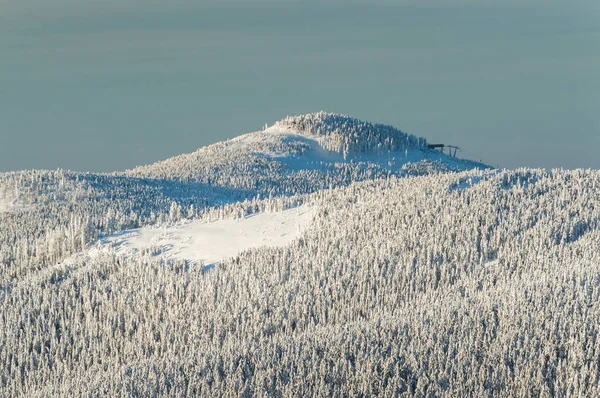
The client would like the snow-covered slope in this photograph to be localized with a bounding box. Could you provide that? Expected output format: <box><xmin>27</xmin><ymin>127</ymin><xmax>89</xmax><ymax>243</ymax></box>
<box><xmin>4</xmin><ymin>110</ymin><xmax>600</xmax><ymax>396</ymax></box>
<box><xmin>128</xmin><ymin>112</ymin><xmax>488</xmax><ymax>190</ymax></box>
<box><xmin>4</xmin><ymin>168</ymin><xmax>600</xmax><ymax>397</ymax></box>
<box><xmin>91</xmin><ymin>205</ymin><xmax>314</xmax><ymax>267</ymax></box>
<box><xmin>0</xmin><ymin>112</ymin><xmax>513</xmax><ymax>396</ymax></box>
<box><xmin>0</xmin><ymin>187</ymin><xmax>28</xmax><ymax>213</ymax></box>
<box><xmin>234</xmin><ymin>124</ymin><xmax>473</xmax><ymax>173</ymax></box>
<box><xmin>0</xmin><ymin>112</ymin><xmax>488</xmax><ymax>277</ymax></box>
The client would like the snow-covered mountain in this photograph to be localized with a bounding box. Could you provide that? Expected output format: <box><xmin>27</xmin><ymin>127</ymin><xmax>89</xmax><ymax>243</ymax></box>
<box><xmin>1</xmin><ymin>112</ymin><xmax>486</xmax><ymax>215</ymax></box>
<box><xmin>129</xmin><ymin>112</ymin><xmax>487</xmax><ymax>192</ymax></box>
<box><xmin>0</xmin><ymin>112</ymin><xmax>488</xmax><ymax>276</ymax></box>
<box><xmin>7</xmin><ymin>113</ymin><xmax>600</xmax><ymax>396</ymax></box>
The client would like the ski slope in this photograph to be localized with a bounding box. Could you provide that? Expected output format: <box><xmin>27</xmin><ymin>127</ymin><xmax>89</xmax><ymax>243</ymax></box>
<box><xmin>228</xmin><ymin>124</ymin><xmax>479</xmax><ymax>173</ymax></box>
<box><xmin>129</xmin><ymin>112</ymin><xmax>489</xmax><ymax>186</ymax></box>
<box><xmin>92</xmin><ymin>205</ymin><xmax>315</xmax><ymax>267</ymax></box>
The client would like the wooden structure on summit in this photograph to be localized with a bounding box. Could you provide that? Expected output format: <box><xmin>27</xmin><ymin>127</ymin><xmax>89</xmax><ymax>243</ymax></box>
<box><xmin>427</xmin><ymin>144</ymin><xmax>460</xmax><ymax>158</ymax></box>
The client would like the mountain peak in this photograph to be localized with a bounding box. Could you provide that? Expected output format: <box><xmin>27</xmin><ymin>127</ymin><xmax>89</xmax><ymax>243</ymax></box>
<box><xmin>128</xmin><ymin>112</ymin><xmax>487</xmax><ymax>190</ymax></box>
<box><xmin>270</xmin><ymin>111</ymin><xmax>427</xmax><ymax>155</ymax></box>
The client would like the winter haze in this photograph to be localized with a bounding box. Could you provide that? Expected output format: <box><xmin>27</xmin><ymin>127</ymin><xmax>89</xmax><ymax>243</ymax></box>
<box><xmin>1</xmin><ymin>0</ymin><xmax>599</xmax><ymax>172</ymax></box>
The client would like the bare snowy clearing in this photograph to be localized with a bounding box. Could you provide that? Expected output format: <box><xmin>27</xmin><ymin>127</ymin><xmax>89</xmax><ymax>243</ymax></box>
<box><xmin>92</xmin><ymin>205</ymin><xmax>315</xmax><ymax>266</ymax></box>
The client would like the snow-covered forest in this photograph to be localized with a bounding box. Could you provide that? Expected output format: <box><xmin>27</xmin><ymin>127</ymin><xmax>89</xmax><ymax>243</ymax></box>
<box><xmin>0</xmin><ymin>113</ymin><xmax>482</xmax><ymax>283</ymax></box>
<box><xmin>1</xmin><ymin>114</ymin><xmax>598</xmax><ymax>396</ymax></box>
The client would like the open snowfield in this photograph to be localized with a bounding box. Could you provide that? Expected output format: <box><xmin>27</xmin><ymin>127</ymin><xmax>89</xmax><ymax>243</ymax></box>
<box><xmin>92</xmin><ymin>205</ymin><xmax>315</xmax><ymax>266</ymax></box>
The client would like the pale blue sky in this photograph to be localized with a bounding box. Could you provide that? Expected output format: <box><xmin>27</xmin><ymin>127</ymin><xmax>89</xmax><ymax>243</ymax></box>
<box><xmin>1</xmin><ymin>0</ymin><xmax>598</xmax><ymax>172</ymax></box>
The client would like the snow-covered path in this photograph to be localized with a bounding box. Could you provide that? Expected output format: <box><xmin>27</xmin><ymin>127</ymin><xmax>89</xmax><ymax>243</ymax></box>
<box><xmin>92</xmin><ymin>205</ymin><xmax>315</xmax><ymax>266</ymax></box>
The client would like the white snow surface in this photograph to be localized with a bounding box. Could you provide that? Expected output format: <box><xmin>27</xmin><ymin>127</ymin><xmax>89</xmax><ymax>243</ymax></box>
<box><xmin>232</xmin><ymin>125</ymin><xmax>476</xmax><ymax>172</ymax></box>
<box><xmin>92</xmin><ymin>205</ymin><xmax>315</xmax><ymax>267</ymax></box>
<box><xmin>129</xmin><ymin>114</ymin><xmax>489</xmax><ymax>184</ymax></box>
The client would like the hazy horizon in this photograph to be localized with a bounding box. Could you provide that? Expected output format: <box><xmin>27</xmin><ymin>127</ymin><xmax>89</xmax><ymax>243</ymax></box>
<box><xmin>1</xmin><ymin>0</ymin><xmax>598</xmax><ymax>172</ymax></box>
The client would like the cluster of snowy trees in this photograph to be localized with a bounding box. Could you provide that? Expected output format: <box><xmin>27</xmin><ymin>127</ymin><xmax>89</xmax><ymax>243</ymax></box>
<box><xmin>0</xmin><ymin>169</ymin><xmax>263</xmax><ymax>283</ymax></box>
<box><xmin>2</xmin><ymin>168</ymin><xmax>600</xmax><ymax>396</ymax></box>
<box><xmin>130</xmin><ymin>151</ymin><xmax>398</xmax><ymax>195</ymax></box>
<box><xmin>274</xmin><ymin>111</ymin><xmax>427</xmax><ymax>156</ymax></box>
<box><xmin>0</xmin><ymin>159</ymin><xmax>474</xmax><ymax>281</ymax></box>
<box><xmin>0</xmin><ymin>113</ymin><xmax>484</xmax><ymax>283</ymax></box>
<box><xmin>1</xmin><ymin>159</ymin><xmax>358</xmax><ymax>285</ymax></box>
<box><xmin>128</xmin><ymin>112</ymin><xmax>467</xmax><ymax>186</ymax></box>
